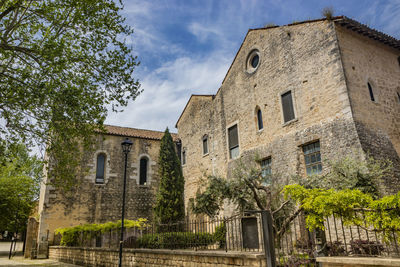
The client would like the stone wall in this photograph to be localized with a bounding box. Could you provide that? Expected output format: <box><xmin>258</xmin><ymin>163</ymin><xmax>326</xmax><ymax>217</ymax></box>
<box><xmin>317</xmin><ymin>256</ymin><xmax>400</xmax><ymax>267</ymax></box>
<box><xmin>49</xmin><ymin>246</ymin><xmax>267</xmax><ymax>267</ymax></box>
<box><xmin>37</xmin><ymin>132</ymin><xmax>164</xmax><ymax>248</ymax></box>
<box><xmin>177</xmin><ymin>20</ymin><xmax>365</xmax><ymax>216</ymax></box>
<box><xmin>335</xmin><ymin>25</ymin><xmax>400</xmax><ymax>193</ymax></box>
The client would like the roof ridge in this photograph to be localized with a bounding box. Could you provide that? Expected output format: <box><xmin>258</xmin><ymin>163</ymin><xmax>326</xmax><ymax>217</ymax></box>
<box><xmin>104</xmin><ymin>124</ymin><xmax>171</xmax><ymax>134</ymax></box>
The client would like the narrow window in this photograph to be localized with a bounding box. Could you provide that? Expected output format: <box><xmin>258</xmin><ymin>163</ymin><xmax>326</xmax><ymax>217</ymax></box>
<box><xmin>182</xmin><ymin>149</ymin><xmax>186</xmax><ymax>165</ymax></box>
<box><xmin>368</xmin><ymin>82</ymin><xmax>375</xmax><ymax>102</ymax></box>
<box><xmin>202</xmin><ymin>135</ymin><xmax>208</xmax><ymax>155</ymax></box>
<box><xmin>228</xmin><ymin>124</ymin><xmax>239</xmax><ymax>159</ymax></box>
<box><xmin>257</xmin><ymin>108</ymin><xmax>263</xmax><ymax>130</ymax></box>
<box><xmin>281</xmin><ymin>91</ymin><xmax>295</xmax><ymax>123</ymax></box>
<box><xmin>96</xmin><ymin>154</ymin><xmax>105</xmax><ymax>184</ymax></box>
<box><xmin>260</xmin><ymin>157</ymin><xmax>272</xmax><ymax>185</ymax></box>
<box><xmin>303</xmin><ymin>141</ymin><xmax>322</xmax><ymax>176</ymax></box>
<box><xmin>139</xmin><ymin>157</ymin><xmax>148</xmax><ymax>185</ymax></box>
<box><xmin>397</xmin><ymin>92</ymin><xmax>400</xmax><ymax>103</ymax></box>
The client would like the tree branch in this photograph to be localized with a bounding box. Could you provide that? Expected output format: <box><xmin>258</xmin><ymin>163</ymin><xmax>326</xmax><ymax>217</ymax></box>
<box><xmin>244</xmin><ymin>178</ymin><xmax>265</xmax><ymax>210</ymax></box>
<box><xmin>272</xmin><ymin>200</ymin><xmax>290</xmax><ymax>215</ymax></box>
<box><xmin>0</xmin><ymin>1</ymin><xmax>21</xmax><ymax>21</ymax></box>
<box><xmin>276</xmin><ymin>207</ymin><xmax>303</xmax><ymax>239</ymax></box>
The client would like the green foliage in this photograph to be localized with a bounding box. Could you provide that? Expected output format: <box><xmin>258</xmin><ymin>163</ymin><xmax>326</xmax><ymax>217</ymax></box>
<box><xmin>0</xmin><ymin>0</ymin><xmax>141</xmax><ymax>188</ymax></box>
<box><xmin>0</xmin><ymin>143</ymin><xmax>42</xmax><ymax>232</ymax></box>
<box><xmin>189</xmin><ymin>176</ymin><xmax>231</xmax><ymax>217</ymax></box>
<box><xmin>136</xmin><ymin>231</ymin><xmax>214</xmax><ymax>249</ymax></box>
<box><xmin>55</xmin><ymin>218</ymin><xmax>147</xmax><ymax>246</ymax></box>
<box><xmin>283</xmin><ymin>184</ymin><xmax>400</xmax><ymax>233</ymax></box>
<box><xmin>214</xmin><ymin>222</ymin><xmax>227</xmax><ymax>247</ymax></box>
<box><xmin>190</xmin><ymin>157</ymin><xmax>292</xmax><ymax>216</ymax></box>
<box><xmin>300</xmin><ymin>156</ymin><xmax>392</xmax><ymax>199</ymax></box>
<box><xmin>154</xmin><ymin>128</ymin><xmax>185</xmax><ymax>224</ymax></box>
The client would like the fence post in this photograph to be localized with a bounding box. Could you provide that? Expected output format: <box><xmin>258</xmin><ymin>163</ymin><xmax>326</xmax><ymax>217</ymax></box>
<box><xmin>261</xmin><ymin>210</ymin><xmax>276</xmax><ymax>267</ymax></box>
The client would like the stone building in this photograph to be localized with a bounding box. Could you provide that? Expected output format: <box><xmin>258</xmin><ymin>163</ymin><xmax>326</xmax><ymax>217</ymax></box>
<box><xmin>176</xmin><ymin>16</ymin><xmax>400</xmax><ymax>214</ymax></box>
<box><xmin>36</xmin><ymin>125</ymin><xmax>177</xmax><ymax>252</ymax></box>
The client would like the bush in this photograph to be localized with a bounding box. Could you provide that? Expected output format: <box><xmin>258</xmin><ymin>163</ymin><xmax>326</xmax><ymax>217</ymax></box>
<box><xmin>214</xmin><ymin>223</ymin><xmax>226</xmax><ymax>248</ymax></box>
<box><xmin>350</xmin><ymin>239</ymin><xmax>384</xmax><ymax>255</ymax></box>
<box><xmin>134</xmin><ymin>232</ymin><xmax>214</xmax><ymax>249</ymax></box>
<box><xmin>55</xmin><ymin>219</ymin><xmax>147</xmax><ymax>247</ymax></box>
<box><xmin>326</xmin><ymin>241</ymin><xmax>346</xmax><ymax>256</ymax></box>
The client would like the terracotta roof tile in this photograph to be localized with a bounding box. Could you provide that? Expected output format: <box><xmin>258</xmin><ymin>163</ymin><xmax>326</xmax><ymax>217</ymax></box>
<box><xmin>100</xmin><ymin>125</ymin><xmax>178</xmax><ymax>141</ymax></box>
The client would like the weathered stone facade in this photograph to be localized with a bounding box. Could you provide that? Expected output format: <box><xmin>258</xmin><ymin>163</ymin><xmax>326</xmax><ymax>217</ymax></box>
<box><xmin>37</xmin><ymin>126</ymin><xmax>177</xmax><ymax>251</ymax></box>
<box><xmin>176</xmin><ymin>17</ymin><xmax>400</xmax><ymax>214</ymax></box>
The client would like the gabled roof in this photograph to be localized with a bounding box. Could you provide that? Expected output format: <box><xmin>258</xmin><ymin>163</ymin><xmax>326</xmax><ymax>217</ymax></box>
<box><xmin>101</xmin><ymin>125</ymin><xmax>178</xmax><ymax>141</ymax></box>
<box><xmin>334</xmin><ymin>16</ymin><xmax>400</xmax><ymax>50</ymax></box>
<box><xmin>220</xmin><ymin>16</ymin><xmax>399</xmax><ymax>87</ymax></box>
<box><xmin>176</xmin><ymin>16</ymin><xmax>400</xmax><ymax>129</ymax></box>
<box><xmin>175</xmin><ymin>94</ymin><xmax>214</xmax><ymax>128</ymax></box>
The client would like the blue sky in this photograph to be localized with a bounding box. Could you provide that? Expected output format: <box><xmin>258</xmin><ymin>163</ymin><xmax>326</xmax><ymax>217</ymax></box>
<box><xmin>105</xmin><ymin>0</ymin><xmax>400</xmax><ymax>133</ymax></box>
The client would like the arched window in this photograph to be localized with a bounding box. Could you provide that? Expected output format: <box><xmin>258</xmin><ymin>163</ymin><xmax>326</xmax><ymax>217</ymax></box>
<box><xmin>367</xmin><ymin>82</ymin><xmax>375</xmax><ymax>102</ymax></box>
<box><xmin>96</xmin><ymin>154</ymin><xmax>106</xmax><ymax>184</ymax></box>
<box><xmin>257</xmin><ymin>108</ymin><xmax>263</xmax><ymax>130</ymax></box>
<box><xmin>139</xmin><ymin>157</ymin><xmax>148</xmax><ymax>185</ymax></box>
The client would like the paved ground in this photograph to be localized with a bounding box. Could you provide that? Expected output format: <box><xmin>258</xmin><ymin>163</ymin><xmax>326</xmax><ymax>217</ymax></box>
<box><xmin>0</xmin><ymin>256</ymin><xmax>80</xmax><ymax>266</ymax></box>
<box><xmin>0</xmin><ymin>242</ymin><xmax>79</xmax><ymax>266</ymax></box>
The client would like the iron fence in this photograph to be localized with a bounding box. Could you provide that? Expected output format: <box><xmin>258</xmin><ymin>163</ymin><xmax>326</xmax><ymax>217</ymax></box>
<box><xmin>53</xmin><ymin>213</ymin><xmax>264</xmax><ymax>253</ymax></box>
<box><xmin>53</xmin><ymin>209</ymin><xmax>400</xmax><ymax>266</ymax></box>
<box><xmin>275</xmin><ymin>210</ymin><xmax>400</xmax><ymax>266</ymax></box>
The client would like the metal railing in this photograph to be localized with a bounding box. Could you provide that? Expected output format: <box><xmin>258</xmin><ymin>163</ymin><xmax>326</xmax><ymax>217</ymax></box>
<box><xmin>275</xmin><ymin>210</ymin><xmax>400</xmax><ymax>266</ymax></box>
<box><xmin>53</xmin><ymin>213</ymin><xmax>264</xmax><ymax>253</ymax></box>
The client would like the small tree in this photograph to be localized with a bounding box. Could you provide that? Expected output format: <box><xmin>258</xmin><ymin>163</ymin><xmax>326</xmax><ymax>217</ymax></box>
<box><xmin>154</xmin><ymin>128</ymin><xmax>185</xmax><ymax>224</ymax></box>
<box><xmin>0</xmin><ymin>143</ymin><xmax>42</xmax><ymax>234</ymax></box>
<box><xmin>190</xmin><ymin>156</ymin><xmax>393</xmax><ymax>239</ymax></box>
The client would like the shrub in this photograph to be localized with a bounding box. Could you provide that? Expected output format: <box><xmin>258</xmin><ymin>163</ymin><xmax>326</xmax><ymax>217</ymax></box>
<box><xmin>55</xmin><ymin>219</ymin><xmax>147</xmax><ymax>247</ymax></box>
<box><xmin>350</xmin><ymin>239</ymin><xmax>384</xmax><ymax>255</ymax></box>
<box><xmin>214</xmin><ymin>222</ymin><xmax>226</xmax><ymax>248</ymax></box>
<box><xmin>326</xmin><ymin>241</ymin><xmax>346</xmax><ymax>256</ymax></box>
<box><xmin>322</xmin><ymin>7</ymin><xmax>334</xmax><ymax>20</ymax></box>
<box><xmin>134</xmin><ymin>231</ymin><xmax>214</xmax><ymax>249</ymax></box>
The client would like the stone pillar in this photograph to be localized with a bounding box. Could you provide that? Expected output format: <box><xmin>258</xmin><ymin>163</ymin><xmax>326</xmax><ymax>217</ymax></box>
<box><xmin>24</xmin><ymin>217</ymin><xmax>39</xmax><ymax>259</ymax></box>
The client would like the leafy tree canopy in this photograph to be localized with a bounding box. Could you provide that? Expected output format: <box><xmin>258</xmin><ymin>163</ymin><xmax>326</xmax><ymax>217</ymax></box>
<box><xmin>154</xmin><ymin>128</ymin><xmax>185</xmax><ymax>224</ymax></box>
<box><xmin>0</xmin><ymin>0</ymin><xmax>141</xmax><ymax>187</ymax></box>
<box><xmin>0</xmin><ymin>143</ymin><xmax>42</xmax><ymax>232</ymax></box>
<box><xmin>303</xmin><ymin>156</ymin><xmax>392</xmax><ymax>198</ymax></box>
<box><xmin>284</xmin><ymin>184</ymin><xmax>400</xmax><ymax>234</ymax></box>
<box><xmin>190</xmin><ymin>156</ymin><xmax>394</xmax><ymax>238</ymax></box>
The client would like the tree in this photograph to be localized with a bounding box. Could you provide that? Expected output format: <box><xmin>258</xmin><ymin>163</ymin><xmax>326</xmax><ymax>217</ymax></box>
<box><xmin>190</xmin><ymin>161</ymin><xmax>300</xmax><ymax>239</ymax></box>
<box><xmin>0</xmin><ymin>143</ymin><xmax>42</xmax><ymax>233</ymax></box>
<box><xmin>301</xmin><ymin>156</ymin><xmax>392</xmax><ymax>199</ymax></box>
<box><xmin>190</xmin><ymin>156</ymin><xmax>393</xmax><ymax>239</ymax></box>
<box><xmin>0</xmin><ymin>0</ymin><xmax>141</xmax><ymax>187</ymax></box>
<box><xmin>284</xmin><ymin>184</ymin><xmax>400</xmax><ymax>234</ymax></box>
<box><xmin>154</xmin><ymin>128</ymin><xmax>185</xmax><ymax>224</ymax></box>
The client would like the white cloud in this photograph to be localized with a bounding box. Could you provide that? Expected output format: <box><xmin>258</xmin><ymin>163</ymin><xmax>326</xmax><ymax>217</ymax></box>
<box><xmin>188</xmin><ymin>22</ymin><xmax>223</xmax><ymax>42</ymax></box>
<box><xmin>106</xmin><ymin>50</ymin><xmax>232</xmax><ymax>132</ymax></box>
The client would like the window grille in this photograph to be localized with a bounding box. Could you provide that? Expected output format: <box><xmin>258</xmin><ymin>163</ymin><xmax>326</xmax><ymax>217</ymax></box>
<box><xmin>303</xmin><ymin>141</ymin><xmax>322</xmax><ymax>176</ymax></box>
<box><xmin>260</xmin><ymin>157</ymin><xmax>272</xmax><ymax>185</ymax></box>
